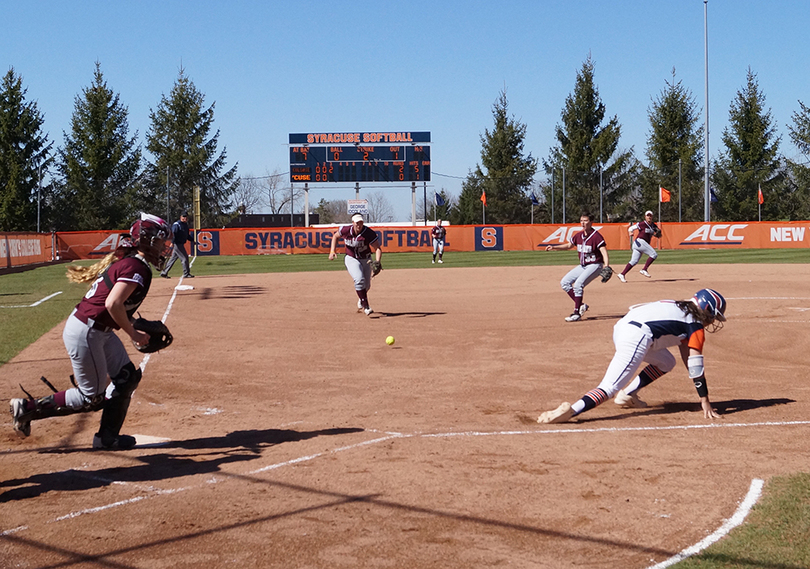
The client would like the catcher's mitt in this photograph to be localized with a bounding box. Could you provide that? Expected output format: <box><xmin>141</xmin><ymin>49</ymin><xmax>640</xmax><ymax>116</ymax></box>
<box><xmin>370</xmin><ymin>259</ymin><xmax>382</xmax><ymax>277</ymax></box>
<box><xmin>600</xmin><ymin>265</ymin><xmax>614</xmax><ymax>283</ymax></box>
<box><xmin>132</xmin><ymin>317</ymin><xmax>173</xmax><ymax>353</ymax></box>
<box><xmin>653</xmin><ymin>227</ymin><xmax>662</xmax><ymax>239</ymax></box>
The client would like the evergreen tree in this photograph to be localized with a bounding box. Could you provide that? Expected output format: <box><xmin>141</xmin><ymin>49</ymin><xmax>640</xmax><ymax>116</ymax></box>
<box><xmin>146</xmin><ymin>68</ymin><xmax>238</xmax><ymax>227</ymax></box>
<box><xmin>641</xmin><ymin>69</ymin><xmax>704</xmax><ymax>222</ymax></box>
<box><xmin>470</xmin><ymin>90</ymin><xmax>537</xmax><ymax>224</ymax></box>
<box><xmin>53</xmin><ymin>63</ymin><xmax>141</xmax><ymax>230</ymax></box>
<box><xmin>785</xmin><ymin>101</ymin><xmax>810</xmax><ymax>220</ymax></box>
<box><xmin>0</xmin><ymin>68</ymin><xmax>52</xmax><ymax>231</ymax></box>
<box><xmin>543</xmin><ymin>55</ymin><xmax>637</xmax><ymax>223</ymax></box>
<box><xmin>450</xmin><ymin>170</ymin><xmax>485</xmax><ymax>225</ymax></box>
<box><xmin>711</xmin><ymin>68</ymin><xmax>782</xmax><ymax>221</ymax></box>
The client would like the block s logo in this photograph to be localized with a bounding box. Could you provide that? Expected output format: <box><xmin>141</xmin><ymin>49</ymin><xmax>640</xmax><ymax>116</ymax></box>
<box><xmin>475</xmin><ymin>226</ymin><xmax>503</xmax><ymax>251</ymax></box>
<box><xmin>195</xmin><ymin>231</ymin><xmax>220</xmax><ymax>255</ymax></box>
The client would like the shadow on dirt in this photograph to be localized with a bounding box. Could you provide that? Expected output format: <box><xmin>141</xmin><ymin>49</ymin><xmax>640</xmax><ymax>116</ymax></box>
<box><xmin>373</xmin><ymin>311</ymin><xmax>445</xmax><ymax>318</ymax></box>
<box><xmin>571</xmin><ymin>397</ymin><xmax>795</xmax><ymax>424</ymax></box>
<box><xmin>0</xmin><ymin>427</ymin><xmax>364</xmax><ymax>502</ymax></box>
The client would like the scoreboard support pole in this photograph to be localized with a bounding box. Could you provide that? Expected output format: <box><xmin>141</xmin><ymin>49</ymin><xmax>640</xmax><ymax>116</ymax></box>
<box><xmin>355</xmin><ymin>182</ymin><xmax>360</xmax><ymax>199</ymax></box>
<box><xmin>304</xmin><ymin>183</ymin><xmax>309</xmax><ymax>227</ymax></box>
<box><xmin>411</xmin><ymin>182</ymin><xmax>417</xmax><ymax>226</ymax></box>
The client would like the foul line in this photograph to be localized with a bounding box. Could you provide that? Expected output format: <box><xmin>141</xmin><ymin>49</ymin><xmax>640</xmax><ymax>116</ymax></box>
<box><xmin>646</xmin><ymin>478</ymin><xmax>764</xmax><ymax>569</ymax></box>
<box><xmin>0</xmin><ymin>291</ymin><xmax>63</xmax><ymax>309</ymax></box>
<box><xmin>420</xmin><ymin>419</ymin><xmax>810</xmax><ymax>438</ymax></box>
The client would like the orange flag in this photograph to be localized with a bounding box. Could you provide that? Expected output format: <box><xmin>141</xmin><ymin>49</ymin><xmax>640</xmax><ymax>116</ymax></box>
<box><xmin>481</xmin><ymin>191</ymin><xmax>487</xmax><ymax>207</ymax></box>
<box><xmin>659</xmin><ymin>186</ymin><xmax>671</xmax><ymax>203</ymax></box>
<box><xmin>758</xmin><ymin>185</ymin><xmax>764</xmax><ymax>205</ymax></box>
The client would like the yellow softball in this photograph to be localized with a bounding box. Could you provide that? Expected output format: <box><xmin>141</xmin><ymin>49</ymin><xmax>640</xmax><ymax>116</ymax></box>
<box><xmin>385</xmin><ymin>336</ymin><xmax>395</xmax><ymax>346</ymax></box>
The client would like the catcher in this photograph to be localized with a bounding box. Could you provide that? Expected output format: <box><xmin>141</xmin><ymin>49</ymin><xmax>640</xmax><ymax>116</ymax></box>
<box><xmin>328</xmin><ymin>213</ymin><xmax>383</xmax><ymax>316</ymax></box>
<box><xmin>545</xmin><ymin>211</ymin><xmax>612</xmax><ymax>322</ymax></box>
<box><xmin>10</xmin><ymin>213</ymin><xmax>173</xmax><ymax>450</ymax></box>
<box><xmin>618</xmin><ymin>210</ymin><xmax>661</xmax><ymax>282</ymax></box>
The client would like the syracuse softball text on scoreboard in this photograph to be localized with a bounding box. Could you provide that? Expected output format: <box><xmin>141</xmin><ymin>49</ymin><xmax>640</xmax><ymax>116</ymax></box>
<box><xmin>288</xmin><ymin>132</ymin><xmax>431</xmax><ymax>183</ymax></box>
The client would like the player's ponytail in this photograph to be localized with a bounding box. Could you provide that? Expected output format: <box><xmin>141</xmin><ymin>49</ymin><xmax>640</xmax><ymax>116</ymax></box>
<box><xmin>675</xmin><ymin>299</ymin><xmax>720</xmax><ymax>331</ymax></box>
<box><xmin>66</xmin><ymin>252</ymin><xmax>118</xmax><ymax>284</ymax></box>
<box><xmin>66</xmin><ymin>234</ymin><xmax>137</xmax><ymax>284</ymax></box>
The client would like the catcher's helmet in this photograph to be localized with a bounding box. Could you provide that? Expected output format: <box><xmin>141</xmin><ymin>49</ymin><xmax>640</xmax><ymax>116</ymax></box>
<box><xmin>692</xmin><ymin>288</ymin><xmax>727</xmax><ymax>322</ymax></box>
<box><xmin>130</xmin><ymin>213</ymin><xmax>172</xmax><ymax>268</ymax></box>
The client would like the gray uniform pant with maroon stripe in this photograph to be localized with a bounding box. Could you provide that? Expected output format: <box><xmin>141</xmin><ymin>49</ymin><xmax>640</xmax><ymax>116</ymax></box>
<box><xmin>62</xmin><ymin>313</ymin><xmax>131</xmax><ymax>410</ymax></box>
<box><xmin>560</xmin><ymin>263</ymin><xmax>602</xmax><ymax>297</ymax></box>
<box><xmin>345</xmin><ymin>255</ymin><xmax>373</xmax><ymax>291</ymax></box>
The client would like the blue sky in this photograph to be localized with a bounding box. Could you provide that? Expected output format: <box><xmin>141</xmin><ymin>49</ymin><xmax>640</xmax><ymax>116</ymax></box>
<box><xmin>4</xmin><ymin>1</ymin><xmax>809</xmax><ymax>221</ymax></box>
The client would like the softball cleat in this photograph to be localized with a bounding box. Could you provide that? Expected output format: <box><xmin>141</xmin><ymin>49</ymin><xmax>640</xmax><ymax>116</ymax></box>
<box><xmin>614</xmin><ymin>388</ymin><xmax>648</xmax><ymax>408</ymax></box>
<box><xmin>537</xmin><ymin>402</ymin><xmax>574</xmax><ymax>424</ymax></box>
<box><xmin>10</xmin><ymin>398</ymin><xmax>31</xmax><ymax>437</ymax></box>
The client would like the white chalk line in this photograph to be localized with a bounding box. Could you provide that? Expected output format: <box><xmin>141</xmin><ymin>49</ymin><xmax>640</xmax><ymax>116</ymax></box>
<box><xmin>3</xmin><ymin>419</ymin><xmax>799</xmax><ymax>536</ymax></box>
<box><xmin>421</xmin><ymin>419</ymin><xmax>810</xmax><ymax>438</ymax></box>
<box><xmin>0</xmin><ymin>290</ymin><xmax>63</xmax><ymax>308</ymax></box>
<box><xmin>646</xmin><ymin>478</ymin><xmax>764</xmax><ymax>569</ymax></box>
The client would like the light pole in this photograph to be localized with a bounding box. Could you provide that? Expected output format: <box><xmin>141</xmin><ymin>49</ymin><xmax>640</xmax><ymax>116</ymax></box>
<box><xmin>703</xmin><ymin>0</ymin><xmax>711</xmax><ymax>222</ymax></box>
<box><xmin>37</xmin><ymin>162</ymin><xmax>41</xmax><ymax>233</ymax></box>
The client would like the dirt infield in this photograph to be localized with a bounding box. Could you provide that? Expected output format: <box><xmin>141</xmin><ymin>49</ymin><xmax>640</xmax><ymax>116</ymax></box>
<box><xmin>2</xmin><ymin>262</ymin><xmax>809</xmax><ymax>568</ymax></box>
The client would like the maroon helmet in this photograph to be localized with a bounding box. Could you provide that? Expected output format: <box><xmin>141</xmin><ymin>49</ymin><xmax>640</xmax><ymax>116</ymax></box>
<box><xmin>129</xmin><ymin>213</ymin><xmax>172</xmax><ymax>269</ymax></box>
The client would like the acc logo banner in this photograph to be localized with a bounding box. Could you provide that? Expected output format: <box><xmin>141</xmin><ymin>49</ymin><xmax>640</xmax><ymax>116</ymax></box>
<box><xmin>196</xmin><ymin>231</ymin><xmax>220</xmax><ymax>255</ymax></box>
<box><xmin>91</xmin><ymin>233</ymin><xmax>126</xmax><ymax>256</ymax></box>
<box><xmin>475</xmin><ymin>226</ymin><xmax>503</xmax><ymax>251</ymax></box>
<box><xmin>681</xmin><ymin>224</ymin><xmax>748</xmax><ymax>245</ymax></box>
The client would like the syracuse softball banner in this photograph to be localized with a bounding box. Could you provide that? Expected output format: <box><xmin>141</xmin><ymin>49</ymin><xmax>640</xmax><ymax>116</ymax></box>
<box><xmin>52</xmin><ymin>221</ymin><xmax>810</xmax><ymax>261</ymax></box>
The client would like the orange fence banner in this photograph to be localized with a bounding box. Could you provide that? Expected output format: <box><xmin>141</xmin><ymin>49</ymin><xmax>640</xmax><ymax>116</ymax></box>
<box><xmin>51</xmin><ymin>221</ymin><xmax>810</xmax><ymax>262</ymax></box>
<box><xmin>0</xmin><ymin>232</ymin><xmax>54</xmax><ymax>268</ymax></box>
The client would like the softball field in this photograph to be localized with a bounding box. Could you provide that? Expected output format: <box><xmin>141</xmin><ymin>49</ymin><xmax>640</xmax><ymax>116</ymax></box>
<box><xmin>2</xmin><ymin>263</ymin><xmax>809</xmax><ymax>568</ymax></box>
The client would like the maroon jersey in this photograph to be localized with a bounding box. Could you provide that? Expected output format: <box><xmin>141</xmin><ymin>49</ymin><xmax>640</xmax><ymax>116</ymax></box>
<box><xmin>74</xmin><ymin>256</ymin><xmax>153</xmax><ymax>329</ymax></box>
<box><xmin>431</xmin><ymin>224</ymin><xmax>446</xmax><ymax>241</ymax></box>
<box><xmin>570</xmin><ymin>229</ymin><xmax>606</xmax><ymax>266</ymax></box>
<box><xmin>339</xmin><ymin>224</ymin><xmax>379</xmax><ymax>260</ymax></box>
<box><xmin>631</xmin><ymin>220</ymin><xmax>659</xmax><ymax>244</ymax></box>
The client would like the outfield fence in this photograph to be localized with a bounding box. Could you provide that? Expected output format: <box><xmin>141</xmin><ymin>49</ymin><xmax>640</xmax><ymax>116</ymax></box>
<box><xmin>3</xmin><ymin>221</ymin><xmax>807</xmax><ymax>267</ymax></box>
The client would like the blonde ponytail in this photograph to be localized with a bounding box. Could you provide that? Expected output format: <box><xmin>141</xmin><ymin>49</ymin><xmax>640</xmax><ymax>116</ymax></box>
<box><xmin>66</xmin><ymin>252</ymin><xmax>118</xmax><ymax>284</ymax></box>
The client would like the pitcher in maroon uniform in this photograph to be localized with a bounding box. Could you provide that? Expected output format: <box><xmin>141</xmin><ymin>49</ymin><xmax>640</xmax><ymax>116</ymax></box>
<box><xmin>545</xmin><ymin>211</ymin><xmax>611</xmax><ymax>322</ymax></box>
<box><xmin>10</xmin><ymin>213</ymin><xmax>172</xmax><ymax>449</ymax></box>
<box><xmin>329</xmin><ymin>213</ymin><xmax>383</xmax><ymax>315</ymax></box>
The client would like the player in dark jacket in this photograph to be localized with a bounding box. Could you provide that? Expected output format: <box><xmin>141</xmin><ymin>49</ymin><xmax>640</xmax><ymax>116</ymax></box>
<box><xmin>160</xmin><ymin>211</ymin><xmax>195</xmax><ymax>278</ymax></box>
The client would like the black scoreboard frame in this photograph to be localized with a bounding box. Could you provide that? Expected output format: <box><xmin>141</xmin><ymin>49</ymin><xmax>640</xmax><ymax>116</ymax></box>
<box><xmin>289</xmin><ymin>132</ymin><xmax>431</xmax><ymax>183</ymax></box>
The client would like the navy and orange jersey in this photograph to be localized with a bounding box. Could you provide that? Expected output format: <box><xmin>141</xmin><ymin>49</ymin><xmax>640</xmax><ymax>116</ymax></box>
<box><xmin>431</xmin><ymin>224</ymin><xmax>446</xmax><ymax>241</ymax></box>
<box><xmin>619</xmin><ymin>300</ymin><xmax>706</xmax><ymax>353</ymax></box>
<box><xmin>630</xmin><ymin>220</ymin><xmax>659</xmax><ymax>244</ymax></box>
<box><xmin>570</xmin><ymin>229</ymin><xmax>606</xmax><ymax>266</ymax></box>
<box><xmin>339</xmin><ymin>224</ymin><xmax>379</xmax><ymax>260</ymax></box>
<box><xmin>73</xmin><ymin>256</ymin><xmax>153</xmax><ymax>330</ymax></box>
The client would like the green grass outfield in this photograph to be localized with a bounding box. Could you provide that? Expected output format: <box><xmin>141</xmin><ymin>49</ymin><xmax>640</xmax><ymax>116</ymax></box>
<box><xmin>192</xmin><ymin>247</ymin><xmax>810</xmax><ymax>275</ymax></box>
<box><xmin>2</xmin><ymin>248</ymin><xmax>808</xmax><ymax>568</ymax></box>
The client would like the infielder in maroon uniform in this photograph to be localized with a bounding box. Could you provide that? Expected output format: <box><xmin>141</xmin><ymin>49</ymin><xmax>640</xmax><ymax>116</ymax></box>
<box><xmin>619</xmin><ymin>210</ymin><xmax>661</xmax><ymax>282</ymax></box>
<box><xmin>10</xmin><ymin>213</ymin><xmax>172</xmax><ymax>449</ymax></box>
<box><xmin>545</xmin><ymin>211</ymin><xmax>611</xmax><ymax>322</ymax></box>
<box><xmin>329</xmin><ymin>214</ymin><xmax>383</xmax><ymax>315</ymax></box>
<box><xmin>537</xmin><ymin>288</ymin><xmax>727</xmax><ymax>424</ymax></box>
<box><xmin>431</xmin><ymin>219</ymin><xmax>446</xmax><ymax>264</ymax></box>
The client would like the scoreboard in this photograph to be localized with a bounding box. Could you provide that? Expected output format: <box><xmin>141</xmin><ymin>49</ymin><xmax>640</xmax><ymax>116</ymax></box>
<box><xmin>288</xmin><ymin>132</ymin><xmax>431</xmax><ymax>183</ymax></box>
